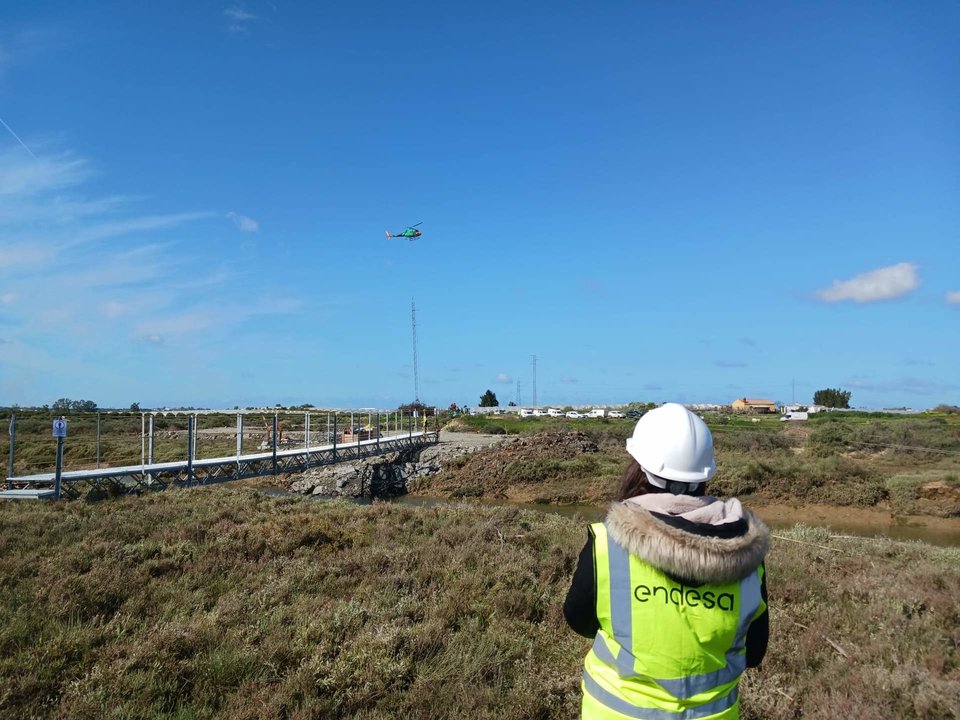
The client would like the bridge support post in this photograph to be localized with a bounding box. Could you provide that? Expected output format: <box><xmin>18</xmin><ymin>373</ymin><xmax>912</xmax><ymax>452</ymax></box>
<box><xmin>54</xmin><ymin>435</ymin><xmax>64</xmax><ymax>500</ymax></box>
<box><xmin>96</xmin><ymin>412</ymin><xmax>101</xmax><ymax>469</ymax></box>
<box><xmin>272</xmin><ymin>414</ymin><xmax>278</xmax><ymax>476</ymax></box>
<box><xmin>187</xmin><ymin>415</ymin><xmax>194</xmax><ymax>485</ymax></box>
<box><xmin>376</xmin><ymin>413</ymin><xmax>380</xmax><ymax>452</ymax></box>
<box><xmin>332</xmin><ymin>414</ymin><xmax>338</xmax><ymax>463</ymax></box>
<box><xmin>236</xmin><ymin>414</ymin><xmax>243</xmax><ymax>479</ymax></box>
<box><xmin>148</xmin><ymin>414</ymin><xmax>155</xmax><ymax>486</ymax></box>
<box><xmin>7</xmin><ymin>414</ymin><xmax>15</xmax><ymax>490</ymax></box>
<box><xmin>141</xmin><ymin>414</ymin><xmax>146</xmax><ymax>482</ymax></box>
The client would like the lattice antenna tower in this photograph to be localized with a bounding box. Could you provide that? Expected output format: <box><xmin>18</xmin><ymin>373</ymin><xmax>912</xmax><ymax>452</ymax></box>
<box><xmin>531</xmin><ymin>355</ymin><xmax>537</xmax><ymax>408</ymax></box>
<box><xmin>411</xmin><ymin>298</ymin><xmax>421</xmax><ymax>403</ymax></box>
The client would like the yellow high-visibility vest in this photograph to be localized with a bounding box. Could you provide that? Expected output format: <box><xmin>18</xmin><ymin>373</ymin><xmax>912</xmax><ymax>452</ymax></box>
<box><xmin>582</xmin><ymin>522</ymin><xmax>765</xmax><ymax>720</ymax></box>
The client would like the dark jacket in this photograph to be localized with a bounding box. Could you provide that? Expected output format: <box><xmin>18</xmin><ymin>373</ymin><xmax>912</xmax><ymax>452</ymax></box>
<box><xmin>563</xmin><ymin>499</ymin><xmax>770</xmax><ymax>668</ymax></box>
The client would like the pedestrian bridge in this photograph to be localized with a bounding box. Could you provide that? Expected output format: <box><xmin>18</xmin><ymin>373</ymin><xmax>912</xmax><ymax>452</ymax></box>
<box><xmin>2</xmin><ymin>429</ymin><xmax>438</xmax><ymax>501</ymax></box>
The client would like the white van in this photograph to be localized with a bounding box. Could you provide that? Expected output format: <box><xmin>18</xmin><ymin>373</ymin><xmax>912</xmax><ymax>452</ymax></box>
<box><xmin>547</xmin><ymin>408</ymin><xmax>563</xmax><ymax>417</ymax></box>
<box><xmin>519</xmin><ymin>408</ymin><xmax>534</xmax><ymax>418</ymax></box>
<box><xmin>586</xmin><ymin>408</ymin><xmax>606</xmax><ymax>418</ymax></box>
<box><xmin>780</xmin><ymin>411</ymin><xmax>808</xmax><ymax>422</ymax></box>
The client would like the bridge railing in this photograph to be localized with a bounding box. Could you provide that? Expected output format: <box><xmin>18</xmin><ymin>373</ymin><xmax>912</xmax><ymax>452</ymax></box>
<box><xmin>4</xmin><ymin>409</ymin><xmax>440</xmax><ymax>491</ymax></box>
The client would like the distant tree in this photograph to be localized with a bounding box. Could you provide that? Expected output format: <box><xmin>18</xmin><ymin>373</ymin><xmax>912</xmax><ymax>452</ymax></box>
<box><xmin>130</xmin><ymin>402</ymin><xmax>141</xmax><ymax>412</ymax></box>
<box><xmin>479</xmin><ymin>390</ymin><xmax>499</xmax><ymax>407</ymax></box>
<box><xmin>813</xmin><ymin>388</ymin><xmax>851</xmax><ymax>409</ymax></box>
<box><xmin>399</xmin><ymin>401</ymin><xmax>431</xmax><ymax>415</ymax></box>
<box><xmin>932</xmin><ymin>404</ymin><xmax>960</xmax><ymax>414</ymax></box>
<box><xmin>52</xmin><ymin>398</ymin><xmax>98</xmax><ymax>412</ymax></box>
<box><xmin>507</xmin><ymin>401</ymin><xmax>517</xmax><ymax>407</ymax></box>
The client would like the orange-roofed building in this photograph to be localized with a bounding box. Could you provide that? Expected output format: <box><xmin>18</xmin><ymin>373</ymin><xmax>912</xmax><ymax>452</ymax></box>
<box><xmin>731</xmin><ymin>398</ymin><xmax>778</xmax><ymax>414</ymax></box>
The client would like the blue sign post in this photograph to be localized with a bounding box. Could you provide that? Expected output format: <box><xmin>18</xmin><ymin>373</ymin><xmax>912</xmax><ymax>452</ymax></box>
<box><xmin>52</xmin><ymin>417</ymin><xmax>67</xmax><ymax>500</ymax></box>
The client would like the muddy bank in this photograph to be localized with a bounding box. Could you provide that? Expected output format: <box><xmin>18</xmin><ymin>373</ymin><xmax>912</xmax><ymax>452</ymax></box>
<box><xmin>270</xmin><ymin>431</ymin><xmax>516</xmax><ymax>498</ymax></box>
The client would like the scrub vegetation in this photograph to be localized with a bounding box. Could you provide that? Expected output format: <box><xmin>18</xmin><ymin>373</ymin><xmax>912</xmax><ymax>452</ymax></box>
<box><xmin>1</xmin><ymin>489</ymin><xmax>958</xmax><ymax>719</ymax></box>
<box><xmin>418</xmin><ymin>412</ymin><xmax>960</xmax><ymax>517</ymax></box>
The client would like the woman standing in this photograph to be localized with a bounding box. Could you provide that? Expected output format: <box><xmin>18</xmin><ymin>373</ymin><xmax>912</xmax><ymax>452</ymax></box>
<box><xmin>564</xmin><ymin>403</ymin><xmax>770</xmax><ymax>720</ymax></box>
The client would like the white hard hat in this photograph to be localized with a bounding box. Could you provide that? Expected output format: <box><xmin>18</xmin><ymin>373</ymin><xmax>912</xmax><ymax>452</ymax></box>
<box><xmin>626</xmin><ymin>403</ymin><xmax>716</xmax><ymax>493</ymax></box>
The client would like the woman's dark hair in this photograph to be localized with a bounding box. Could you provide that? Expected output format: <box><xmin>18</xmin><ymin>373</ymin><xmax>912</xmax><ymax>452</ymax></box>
<box><xmin>616</xmin><ymin>459</ymin><xmax>706</xmax><ymax>501</ymax></box>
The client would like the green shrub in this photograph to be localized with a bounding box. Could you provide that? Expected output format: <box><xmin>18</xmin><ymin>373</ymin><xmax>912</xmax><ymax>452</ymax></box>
<box><xmin>886</xmin><ymin>474</ymin><xmax>925</xmax><ymax>514</ymax></box>
<box><xmin>712</xmin><ymin>454</ymin><xmax>887</xmax><ymax>506</ymax></box>
<box><xmin>807</xmin><ymin>421</ymin><xmax>849</xmax><ymax>456</ymax></box>
<box><xmin>714</xmin><ymin>430</ymin><xmax>795</xmax><ymax>454</ymax></box>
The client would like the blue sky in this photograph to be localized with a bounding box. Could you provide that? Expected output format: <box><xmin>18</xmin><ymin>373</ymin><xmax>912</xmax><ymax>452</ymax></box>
<box><xmin>1</xmin><ymin>1</ymin><xmax>958</xmax><ymax>410</ymax></box>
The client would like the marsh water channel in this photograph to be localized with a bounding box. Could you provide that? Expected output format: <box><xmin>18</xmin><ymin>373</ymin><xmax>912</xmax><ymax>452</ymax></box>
<box><xmin>389</xmin><ymin>495</ymin><xmax>960</xmax><ymax>547</ymax></box>
<box><xmin>259</xmin><ymin>485</ymin><xmax>960</xmax><ymax>547</ymax></box>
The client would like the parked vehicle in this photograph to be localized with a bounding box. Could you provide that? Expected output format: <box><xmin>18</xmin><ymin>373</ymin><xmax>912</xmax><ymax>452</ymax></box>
<box><xmin>547</xmin><ymin>408</ymin><xmax>564</xmax><ymax>417</ymax></box>
<box><xmin>565</xmin><ymin>411</ymin><xmax>583</xmax><ymax>419</ymax></box>
<box><xmin>780</xmin><ymin>411</ymin><xmax>808</xmax><ymax>422</ymax></box>
<box><xmin>519</xmin><ymin>408</ymin><xmax>535</xmax><ymax>418</ymax></box>
<box><xmin>608</xmin><ymin>411</ymin><xmax>625</xmax><ymax>418</ymax></box>
<box><xmin>533</xmin><ymin>409</ymin><xmax>548</xmax><ymax>417</ymax></box>
<box><xmin>586</xmin><ymin>408</ymin><xmax>606</xmax><ymax>418</ymax></box>
<box><xmin>625</xmin><ymin>410</ymin><xmax>644</xmax><ymax>419</ymax></box>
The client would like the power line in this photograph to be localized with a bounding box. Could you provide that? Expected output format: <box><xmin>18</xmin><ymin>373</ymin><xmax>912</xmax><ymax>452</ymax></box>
<box><xmin>844</xmin><ymin>440</ymin><xmax>960</xmax><ymax>455</ymax></box>
<box><xmin>411</xmin><ymin>298</ymin><xmax>420</xmax><ymax>403</ymax></box>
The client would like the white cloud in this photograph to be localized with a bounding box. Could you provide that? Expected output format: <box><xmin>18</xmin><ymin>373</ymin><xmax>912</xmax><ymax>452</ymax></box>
<box><xmin>845</xmin><ymin>376</ymin><xmax>957</xmax><ymax>397</ymax></box>
<box><xmin>102</xmin><ymin>301</ymin><xmax>128</xmax><ymax>318</ymax></box>
<box><xmin>0</xmin><ymin>243</ymin><xmax>55</xmax><ymax>269</ymax></box>
<box><xmin>227</xmin><ymin>211</ymin><xmax>259</xmax><ymax>232</ymax></box>
<box><xmin>70</xmin><ymin>212</ymin><xmax>211</xmax><ymax>245</ymax></box>
<box><xmin>0</xmin><ymin>148</ymin><xmax>89</xmax><ymax>195</ymax></box>
<box><xmin>0</xmin><ymin>142</ymin><xmax>223</xmax><ymax>359</ymax></box>
<box><xmin>145</xmin><ymin>335</ymin><xmax>164</xmax><ymax>346</ymax></box>
<box><xmin>814</xmin><ymin>262</ymin><xmax>919</xmax><ymax>303</ymax></box>
<box><xmin>495</xmin><ymin>372</ymin><xmax>512</xmax><ymax>383</ymax></box>
<box><xmin>133</xmin><ymin>297</ymin><xmax>302</xmax><ymax>340</ymax></box>
<box><xmin>946</xmin><ymin>290</ymin><xmax>960</xmax><ymax>305</ymax></box>
<box><xmin>224</xmin><ymin>6</ymin><xmax>259</xmax><ymax>32</ymax></box>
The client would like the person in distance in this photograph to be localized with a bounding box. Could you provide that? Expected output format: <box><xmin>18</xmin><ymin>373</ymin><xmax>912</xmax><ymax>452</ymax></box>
<box><xmin>564</xmin><ymin>403</ymin><xmax>770</xmax><ymax>720</ymax></box>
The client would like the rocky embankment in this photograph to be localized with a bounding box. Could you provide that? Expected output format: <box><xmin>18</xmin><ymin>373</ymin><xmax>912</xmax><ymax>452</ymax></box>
<box><xmin>286</xmin><ymin>431</ymin><xmax>515</xmax><ymax>498</ymax></box>
<box><xmin>409</xmin><ymin>431</ymin><xmax>615</xmax><ymax>504</ymax></box>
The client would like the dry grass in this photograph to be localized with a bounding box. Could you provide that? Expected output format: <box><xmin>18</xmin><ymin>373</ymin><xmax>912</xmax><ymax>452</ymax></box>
<box><xmin>1</xmin><ymin>489</ymin><xmax>958</xmax><ymax>719</ymax></box>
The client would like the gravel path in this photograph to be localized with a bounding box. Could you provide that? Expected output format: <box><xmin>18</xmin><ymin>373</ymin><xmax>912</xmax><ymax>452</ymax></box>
<box><xmin>437</xmin><ymin>431</ymin><xmax>512</xmax><ymax>448</ymax></box>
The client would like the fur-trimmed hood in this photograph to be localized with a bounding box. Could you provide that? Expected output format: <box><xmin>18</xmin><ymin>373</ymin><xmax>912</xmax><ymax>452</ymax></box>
<box><xmin>606</xmin><ymin>497</ymin><xmax>769</xmax><ymax>584</ymax></box>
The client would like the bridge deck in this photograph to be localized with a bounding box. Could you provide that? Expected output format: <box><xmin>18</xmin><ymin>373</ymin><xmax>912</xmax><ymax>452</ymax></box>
<box><xmin>4</xmin><ymin>430</ymin><xmax>433</xmax><ymax>496</ymax></box>
<box><xmin>0</xmin><ymin>488</ymin><xmax>57</xmax><ymax>500</ymax></box>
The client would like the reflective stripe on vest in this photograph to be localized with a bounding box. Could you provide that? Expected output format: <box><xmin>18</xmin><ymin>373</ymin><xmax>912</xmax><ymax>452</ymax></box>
<box><xmin>583</xmin><ymin>672</ymin><xmax>739</xmax><ymax>720</ymax></box>
<box><xmin>584</xmin><ymin>522</ymin><xmax>764</xmax><ymax>719</ymax></box>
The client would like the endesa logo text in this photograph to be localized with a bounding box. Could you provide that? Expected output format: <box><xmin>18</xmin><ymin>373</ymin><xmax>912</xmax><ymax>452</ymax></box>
<box><xmin>634</xmin><ymin>584</ymin><xmax>735</xmax><ymax>611</ymax></box>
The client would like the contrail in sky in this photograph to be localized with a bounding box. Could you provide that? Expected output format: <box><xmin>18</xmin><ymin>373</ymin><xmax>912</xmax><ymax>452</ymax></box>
<box><xmin>0</xmin><ymin>115</ymin><xmax>39</xmax><ymax>160</ymax></box>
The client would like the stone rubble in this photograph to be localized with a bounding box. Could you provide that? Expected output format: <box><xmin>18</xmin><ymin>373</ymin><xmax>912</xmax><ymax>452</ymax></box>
<box><xmin>284</xmin><ymin>433</ymin><xmax>516</xmax><ymax>498</ymax></box>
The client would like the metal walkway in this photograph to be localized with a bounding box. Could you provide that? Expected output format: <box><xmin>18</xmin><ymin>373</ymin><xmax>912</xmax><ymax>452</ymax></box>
<box><xmin>2</xmin><ymin>430</ymin><xmax>437</xmax><ymax>500</ymax></box>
